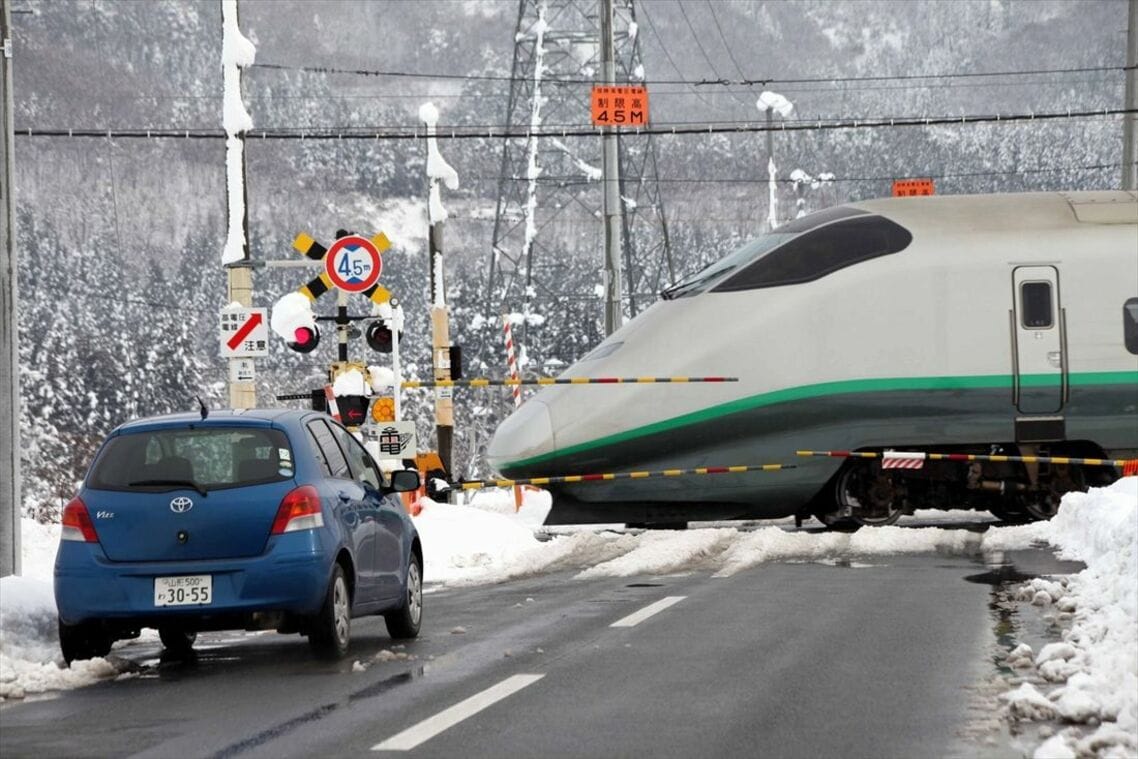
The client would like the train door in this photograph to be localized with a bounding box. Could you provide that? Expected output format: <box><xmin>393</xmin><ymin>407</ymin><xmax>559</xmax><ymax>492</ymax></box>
<box><xmin>1011</xmin><ymin>266</ymin><xmax>1066</xmax><ymax>427</ymax></box>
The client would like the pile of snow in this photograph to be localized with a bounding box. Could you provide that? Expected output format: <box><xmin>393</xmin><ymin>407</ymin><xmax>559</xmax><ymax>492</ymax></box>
<box><xmin>998</xmin><ymin>478</ymin><xmax>1138</xmax><ymax>759</ymax></box>
<box><xmin>269</xmin><ymin>291</ymin><xmax>316</xmax><ymax>343</ymax></box>
<box><xmin>0</xmin><ymin>520</ymin><xmax>127</xmax><ymax>700</ymax></box>
<box><xmin>331</xmin><ymin>368</ymin><xmax>368</xmax><ymax>397</ymax></box>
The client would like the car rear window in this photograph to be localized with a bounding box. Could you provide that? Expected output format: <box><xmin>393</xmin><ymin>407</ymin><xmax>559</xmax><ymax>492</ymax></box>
<box><xmin>87</xmin><ymin>427</ymin><xmax>295</xmax><ymax>492</ymax></box>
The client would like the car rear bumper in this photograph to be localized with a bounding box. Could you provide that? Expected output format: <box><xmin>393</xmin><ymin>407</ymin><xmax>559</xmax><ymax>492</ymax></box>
<box><xmin>54</xmin><ymin>531</ymin><xmax>333</xmax><ymax>626</ymax></box>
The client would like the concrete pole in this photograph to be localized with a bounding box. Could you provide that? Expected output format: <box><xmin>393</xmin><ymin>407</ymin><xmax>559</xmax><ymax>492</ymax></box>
<box><xmin>600</xmin><ymin>0</ymin><xmax>623</xmax><ymax>335</ymax></box>
<box><xmin>428</xmin><ymin>219</ymin><xmax>454</xmax><ymax>475</ymax></box>
<box><xmin>0</xmin><ymin>0</ymin><xmax>20</xmax><ymax>577</ymax></box>
<box><xmin>223</xmin><ymin>0</ymin><xmax>255</xmax><ymax>409</ymax></box>
<box><xmin>1124</xmin><ymin>0</ymin><xmax>1138</xmax><ymax>191</ymax></box>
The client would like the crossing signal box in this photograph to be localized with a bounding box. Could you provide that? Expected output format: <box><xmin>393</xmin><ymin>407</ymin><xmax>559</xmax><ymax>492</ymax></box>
<box><xmin>336</xmin><ymin>395</ymin><xmax>371</xmax><ymax>427</ymax></box>
<box><xmin>289</xmin><ymin>326</ymin><xmax>321</xmax><ymax>354</ymax></box>
<box><xmin>366</xmin><ymin>321</ymin><xmax>400</xmax><ymax>353</ymax></box>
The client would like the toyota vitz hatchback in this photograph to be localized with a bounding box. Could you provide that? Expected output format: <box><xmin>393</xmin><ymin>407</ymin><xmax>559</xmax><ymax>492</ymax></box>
<box><xmin>54</xmin><ymin>409</ymin><xmax>423</xmax><ymax>663</ymax></box>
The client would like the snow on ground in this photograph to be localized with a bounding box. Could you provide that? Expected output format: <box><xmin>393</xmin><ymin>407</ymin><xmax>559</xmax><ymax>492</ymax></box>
<box><xmin>2</xmin><ymin>478</ymin><xmax>1135</xmax><ymax>759</ymax></box>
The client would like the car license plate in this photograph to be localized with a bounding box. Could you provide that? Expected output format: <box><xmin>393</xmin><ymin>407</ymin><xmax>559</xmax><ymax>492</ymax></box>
<box><xmin>154</xmin><ymin>575</ymin><xmax>212</xmax><ymax>607</ymax></box>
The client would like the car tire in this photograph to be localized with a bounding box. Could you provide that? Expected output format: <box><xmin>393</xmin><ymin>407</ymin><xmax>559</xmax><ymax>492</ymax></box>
<box><xmin>384</xmin><ymin>552</ymin><xmax>423</xmax><ymax>639</ymax></box>
<box><xmin>158</xmin><ymin>627</ymin><xmax>197</xmax><ymax>655</ymax></box>
<box><xmin>59</xmin><ymin>620</ymin><xmax>112</xmax><ymax>665</ymax></box>
<box><xmin>309</xmin><ymin>564</ymin><xmax>351</xmax><ymax>658</ymax></box>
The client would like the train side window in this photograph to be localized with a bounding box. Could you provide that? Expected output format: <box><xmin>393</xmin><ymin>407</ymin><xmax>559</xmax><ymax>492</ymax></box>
<box><xmin>712</xmin><ymin>215</ymin><xmax>912</xmax><ymax>292</ymax></box>
<box><xmin>1125</xmin><ymin>298</ymin><xmax>1138</xmax><ymax>354</ymax></box>
<box><xmin>1021</xmin><ymin>282</ymin><xmax>1053</xmax><ymax>329</ymax></box>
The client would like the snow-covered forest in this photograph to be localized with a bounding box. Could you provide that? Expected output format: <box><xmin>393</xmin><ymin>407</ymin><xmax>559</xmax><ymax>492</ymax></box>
<box><xmin>11</xmin><ymin>0</ymin><xmax>1128</xmax><ymax>517</ymax></box>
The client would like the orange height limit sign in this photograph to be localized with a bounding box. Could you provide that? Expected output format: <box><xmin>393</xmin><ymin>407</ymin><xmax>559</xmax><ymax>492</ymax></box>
<box><xmin>591</xmin><ymin>85</ymin><xmax>649</xmax><ymax>127</ymax></box>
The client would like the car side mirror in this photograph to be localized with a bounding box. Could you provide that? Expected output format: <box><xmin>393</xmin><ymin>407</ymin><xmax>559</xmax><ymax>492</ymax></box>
<box><xmin>389</xmin><ymin>469</ymin><xmax>421</xmax><ymax>493</ymax></box>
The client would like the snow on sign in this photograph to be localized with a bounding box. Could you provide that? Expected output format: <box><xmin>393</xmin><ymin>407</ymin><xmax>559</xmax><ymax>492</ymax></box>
<box><xmin>591</xmin><ymin>85</ymin><xmax>648</xmax><ymax>127</ymax></box>
<box><xmin>325</xmin><ymin>234</ymin><xmax>383</xmax><ymax>293</ymax></box>
<box><xmin>219</xmin><ymin>307</ymin><xmax>269</xmax><ymax>358</ymax></box>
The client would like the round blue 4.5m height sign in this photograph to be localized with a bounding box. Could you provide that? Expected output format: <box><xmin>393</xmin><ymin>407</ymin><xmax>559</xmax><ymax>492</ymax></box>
<box><xmin>325</xmin><ymin>235</ymin><xmax>383</xmax><ymax>293</ymax></box>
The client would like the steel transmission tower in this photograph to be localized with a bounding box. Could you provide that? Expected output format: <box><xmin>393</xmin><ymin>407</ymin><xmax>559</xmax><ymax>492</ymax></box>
<box><xmin>485</xmin><ymin>0</ymin><xmax>672</xmax><ymax>356</ymax></box>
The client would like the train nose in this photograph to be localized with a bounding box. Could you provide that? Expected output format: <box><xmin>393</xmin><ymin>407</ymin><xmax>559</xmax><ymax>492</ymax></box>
<box><xmin>486</xmin><ymin>399</ymin><xmax>555</xmax><ymax>475</ymax></box>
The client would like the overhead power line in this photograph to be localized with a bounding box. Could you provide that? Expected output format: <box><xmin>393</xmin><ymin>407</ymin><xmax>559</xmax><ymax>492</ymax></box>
<box><xmin>15</xmin><ymin>107</ymin><xmax>1133</xmax><ymax>141</ymax></box>
<box><xmin>250</xmin><ymin>60</ymin><xmax>1133</xmax><ymax>87</ymax></box>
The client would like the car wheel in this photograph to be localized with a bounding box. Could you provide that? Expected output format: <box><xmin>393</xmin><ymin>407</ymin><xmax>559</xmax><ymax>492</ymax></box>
<box><xmin>59</xmin><ymin>620</ymin><xmax>112</xmax><ymax>665</ymax></box>
<box><xmin>309</xmin><ymin>564</ymin><xmax>351</xmax><ymax>658</ymax></box>
<box><xmin>384</xmin><ymin>552</ymin><xmax>422</xmax><ymax>639</ymax></box>
<box><xmin>158</xmin><ymin>627</ymin><xmax>197</xmax><ymax>655</ymax></box>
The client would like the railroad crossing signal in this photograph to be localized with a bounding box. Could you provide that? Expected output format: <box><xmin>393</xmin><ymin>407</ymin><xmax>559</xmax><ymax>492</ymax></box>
<box><xmin>292</xmin><ymin>231</ymin><xmax>393</xmax><ymax>304</ymax></box>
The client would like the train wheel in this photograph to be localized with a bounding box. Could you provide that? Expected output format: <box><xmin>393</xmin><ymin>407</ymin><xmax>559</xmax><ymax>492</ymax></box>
<box><xmin>1019</xmin><ymin>492</ymin><xmax>1062</xmax><ymax>521</ymax></box>
<box><xmin>835</xmin><ymin>462</ymin><xmax>905</xmax><ymax>527</ymax></box>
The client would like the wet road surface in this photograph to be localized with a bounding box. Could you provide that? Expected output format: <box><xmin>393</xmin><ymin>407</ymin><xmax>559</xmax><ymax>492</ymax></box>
<box><xmin>0</xmin><ymin>531</ymin><xmax>1073</xmax><ymax>759</ymax></box>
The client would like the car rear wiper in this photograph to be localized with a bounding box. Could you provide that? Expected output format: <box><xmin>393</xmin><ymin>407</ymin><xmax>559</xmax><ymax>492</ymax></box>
<box><xmin>128</xmin><ymin>479</ymin><xmax>208</xmax><ymax>497</ymax></box>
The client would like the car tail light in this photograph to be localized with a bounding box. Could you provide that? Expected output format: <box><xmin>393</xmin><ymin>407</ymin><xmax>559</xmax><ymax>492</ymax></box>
<box><xmin>61</xmin><ymin>497</ymin><xmax>99</xmax><ymax>543</ymax></box>
<box><xmin>271</xmin><ymin>485</ymin><xmax>325</xmax><ymax>534</ymax></box>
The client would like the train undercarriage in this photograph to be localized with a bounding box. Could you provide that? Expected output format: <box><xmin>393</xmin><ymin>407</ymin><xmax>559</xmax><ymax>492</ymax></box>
<box><xmin>806</xmin><ymin>442</ymin><xmax>1121</xmax><ymax>530</ymax></box>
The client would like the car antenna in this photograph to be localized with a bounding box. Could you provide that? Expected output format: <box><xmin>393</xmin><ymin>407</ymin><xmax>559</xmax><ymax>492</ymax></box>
<box><xmin>194</xmin><ymin>395</ymin><xmax>209</xmax><ymax>420</ymax></box>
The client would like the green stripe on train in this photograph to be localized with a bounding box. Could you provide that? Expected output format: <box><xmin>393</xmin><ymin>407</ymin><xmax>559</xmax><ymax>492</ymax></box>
<box><xmin>500</xmin><ymin>370</ymin><xmax>1138</xmax><ymax>469</ymax></box>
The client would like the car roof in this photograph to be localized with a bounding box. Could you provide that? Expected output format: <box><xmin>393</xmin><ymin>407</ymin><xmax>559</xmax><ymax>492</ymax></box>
<box><xmin>113</xmin><ymin>408</ymin><xmax>316</xmax><ymax>435</ymax></box>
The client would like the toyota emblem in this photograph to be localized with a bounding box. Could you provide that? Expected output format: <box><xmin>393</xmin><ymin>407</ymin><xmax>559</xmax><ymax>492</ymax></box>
<box><xmin>170</xmin><ymin>497</ymin><xmax>194</xmax><ymax>514</ymax></box>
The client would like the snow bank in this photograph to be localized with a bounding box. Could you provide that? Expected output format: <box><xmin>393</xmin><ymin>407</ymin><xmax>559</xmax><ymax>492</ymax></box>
<box><xmin>0</xmin><ymin>520</ymin><xmax>124</xmax><ymax>700</ymax></box>
<box><xmin>1012</xmin><ymin>478</ymin><xmax>1138</xmax><ymax>759</ymax></box>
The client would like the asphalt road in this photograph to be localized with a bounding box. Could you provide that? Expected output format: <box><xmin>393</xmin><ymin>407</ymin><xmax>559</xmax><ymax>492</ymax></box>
<box><xmin>0</xmin><ymin>542</ymin><xmax>1033</xmax><ymax>759</ymax></box>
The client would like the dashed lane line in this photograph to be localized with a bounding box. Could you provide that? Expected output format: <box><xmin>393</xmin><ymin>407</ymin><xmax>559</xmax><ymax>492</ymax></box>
<box><xmin>371</xmin><ymin>674</ymin><xmax>545</xmax><ymax>751</ymax></box>
<box><xmin>610</xmin><ymin>596</ymin><xmax>686</xmax><ymax>628</ymax></box>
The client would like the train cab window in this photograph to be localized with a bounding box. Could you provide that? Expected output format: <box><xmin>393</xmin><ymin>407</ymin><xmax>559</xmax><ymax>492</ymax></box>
<box><xmin>1021</xmin><ymin>282</ymin><xmax>1053</xmax><ymax>329</ymax></box>
<box><xmin>661</xmin><ymin>206</ymin><xmax>873</xmax><ymax>299</ymax></box>
<box><xmin>711</xmin><ymin>214</ymin><xmax>913</xmax><ymax>292</ymax></box>
<box><xmin>1124</xmin><ymin>298</ymin><xmax>1138</xmax><ymax>354</ymax></box>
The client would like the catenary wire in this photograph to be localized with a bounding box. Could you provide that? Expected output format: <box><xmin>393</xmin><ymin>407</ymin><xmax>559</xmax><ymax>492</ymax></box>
<box><xmin>14</xmin><ymin>107</ymin><xmax>1133</xmax><ymax>140</ymax></box>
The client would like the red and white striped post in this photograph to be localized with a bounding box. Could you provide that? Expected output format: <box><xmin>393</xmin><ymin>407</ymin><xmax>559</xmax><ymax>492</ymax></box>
<box><xmin>503</xmin><ymin>315</ymin><xmax>524</xmax><ymax>510</ymax></box>
<box><xmin>502</xmin><ymin>315</ymin><xmax>522</xmax><ymax>409</ymax></box>
<box><xmin>323</xmin><ymin>385</ymin><xmax>341</xmax><ymax>423</ymax></box>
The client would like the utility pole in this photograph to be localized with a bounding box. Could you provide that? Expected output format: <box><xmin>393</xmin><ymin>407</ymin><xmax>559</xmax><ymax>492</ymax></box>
<box><xmin>1124</xmin><ymin>0</ymin><xmax>1137</xmax><ymax>191</ymax></box>
<box><xmin>421</xmin><ymin>103</ymin><xmax>456</xmax><ymax>476</ymax></box>
<box><xmin>0</xmin><ymin>0</ymin><xmax>19</xmax><ymax>577</ymax></box>
<box><xmin>600</xmin><ymin>0</ymin><xmax>623</xmax><ymax>335</ymax></box>
<box><xmin>222</xmin><ymin>0</ymin><xmax>255</xmax><ymax>409</ymax></box>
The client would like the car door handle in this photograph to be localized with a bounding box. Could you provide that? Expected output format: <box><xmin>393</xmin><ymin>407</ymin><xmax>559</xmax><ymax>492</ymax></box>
<box><xmin>338</xmin><ymin>491</ymin><xmax>352</xmax><ymax>502</ymax></box>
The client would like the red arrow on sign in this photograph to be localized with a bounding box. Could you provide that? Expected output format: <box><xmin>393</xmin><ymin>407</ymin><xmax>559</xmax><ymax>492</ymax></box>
<box><xmin>227</xmin><ymin>312</ymin><xmax>264</xmax><ymax>351</ymax></box>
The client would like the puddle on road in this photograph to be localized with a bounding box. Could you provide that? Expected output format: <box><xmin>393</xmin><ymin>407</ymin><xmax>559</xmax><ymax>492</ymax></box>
<box><xmin>959</xmin><ymin>549</ymin><xmax>1087</xmax><ymax>757</ymax></box>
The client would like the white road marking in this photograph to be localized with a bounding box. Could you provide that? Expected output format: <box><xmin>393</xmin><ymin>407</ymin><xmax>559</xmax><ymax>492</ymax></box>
<box><xmin>610</xmin><ymin>595</ymin><xmax>686</xmax><ymax>628</ymax></box>
<box><xmin>371</xmin><ymin>674</ymin><xmax>545</xmax><ymax>751</ymax></box>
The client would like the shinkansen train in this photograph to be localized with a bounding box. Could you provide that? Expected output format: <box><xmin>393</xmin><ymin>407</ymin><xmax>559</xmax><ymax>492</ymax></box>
<box><xmin>486</xmin><ymin>191</ymin><xmax>1138</xmax><ymax>528</ymax></box>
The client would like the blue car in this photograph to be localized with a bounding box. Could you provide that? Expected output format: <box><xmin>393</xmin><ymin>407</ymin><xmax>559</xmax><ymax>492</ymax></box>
<box><xmin>54</xmin><ymin>409</ymin><xmax>423</xmax><ymax>663</ymax></box>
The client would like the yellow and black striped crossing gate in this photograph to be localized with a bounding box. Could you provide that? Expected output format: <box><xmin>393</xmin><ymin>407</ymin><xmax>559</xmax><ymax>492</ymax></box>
<box><xmin>401</xmin><ymin>376</ymin><xmax>738</xmax><ymax>388</ymax></box>
<box><xmin>456</xmin><ymin>463</ymin><xmax>793</xmax><ymax>491</ymax></box>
